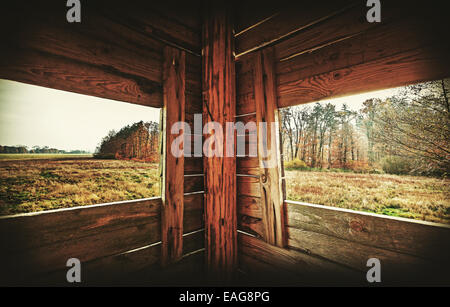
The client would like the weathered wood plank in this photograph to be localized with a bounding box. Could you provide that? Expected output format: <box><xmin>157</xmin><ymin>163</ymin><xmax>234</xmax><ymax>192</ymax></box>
<box><xmin>286</xmin><ymin>201</ymin><xmax>450</xmax><ymax>262</ymax></box>
<box><xmin>0</xmin><ymin>198</ymin><xmax>161</xmax><ymax>253</ymax></box>
<box><xmin>238</xmin><ymin>215</ymin><xmax>265</xmax><ymax>239</ymax></box>
<box><xmin>184</xmin><ymin>175</ymin><xmax>204</xmax><ymax>193</ymax></box>
<box><xmin>0</xmin><ymin>46</ymin><xmax>162</xmax><ymax>107</ymax></box>
<box><xmin>253</xmin><ymin>48</ymin><xmax>286</xmax><ymax>247</ymax></box>
<box><xmin>287</xmin><ymin>226</ymin><xmax>450</xmax><ymax>284</ymax></box>
<box><xmin>184</xmin><ymin>157</ymin><xmax>203</xmax><ymax>175</ymax></box>
<box><xmin>237</xmin><ymin>195</ymin><xmax>262</xmax><ymax>218</ymax></box>
<box><xmin>235</xmin><ymin>1</ymin><xmax>355</xmax><ymax>57</ymax></box>
<box><xmin>92</xmin><ymin>1</ymin><xmax>201</xmax><ymax>55</ymax></box>
<box><xmin>237</xmin><ymin>176</ymin><xmax>261</xmax><ymax>198</ymax></box>
<box><xmin>184</xmin><ymin>193</ymin><xmax>204</xmax><ymax>233</ymax></box>
<box><xmin>0</xmin><ymin>198</ymin><xmax>162</xmax><ymax>284</ymax></box>
<box><xmin>161</xmin><ymin>46</ymin><xmax>186</xmax><ymax>266</ymax></box>
<box><xmin>278</xmin><ymin>45</ymin><xmax>450</xmax><ymax>107</ymax></box>
<box><xmin>276</xmin><ymin>13</ymin><xmax>445</xmax><ymax>86</ymax></box>
<box><xmin>183</xmin><ymin>229</ymin><xmax>205</xmax><ymax>255</ymax></box>
<box><xmin>202</xmin><ymin>1</ymin><xmax>237</xmax><ymax>278</ymax></box>
<box><xmin>238</xmin><ymin>233</ymin><xmax>359</xmax><ymax>284</ymax></box>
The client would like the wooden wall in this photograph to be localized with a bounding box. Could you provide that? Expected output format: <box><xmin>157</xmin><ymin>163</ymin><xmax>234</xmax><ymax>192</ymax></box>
<box><xmin>0</xmin><ymin>1</ymin><xmax>205</xmax><ymax>285</ymax></box>
<box><xmin>234</xmin><ymin>0</ymin><xmax>450</xmax><ymax>285</ymax></box>
<box><xmin>0</xmin><ymin>197</ymin><xmax>204</xmax><ymax>286</ymax></box>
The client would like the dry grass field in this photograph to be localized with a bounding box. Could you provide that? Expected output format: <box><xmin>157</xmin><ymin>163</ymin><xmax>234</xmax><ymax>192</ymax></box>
<box><xmin>286</xmin><ymin>170</ymin><xmax>450</xmax><ymax>224</ymax></box>
<box><xmin>0</xmin><ymin>157</ymin><xmax>160</xmax><ymax>216</ymax></box>
<box><xmin>1</xmin><ymin>156</ymin><xmax>448</xmax><ymax>225</ymax></box>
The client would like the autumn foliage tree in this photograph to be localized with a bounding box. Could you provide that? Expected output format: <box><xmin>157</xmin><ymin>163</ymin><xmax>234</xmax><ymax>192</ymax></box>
<box><xmin>280</xmin><ymin>78</ymin><xmax>450</xmax><ymax>177</ymax></box>
<box><xmin>95</xmin><ymin>121</ymin><xmax>160</xmax><ymax>163</ymax></box>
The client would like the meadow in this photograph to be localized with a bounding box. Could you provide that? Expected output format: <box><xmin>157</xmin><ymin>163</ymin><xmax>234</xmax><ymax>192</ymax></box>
<box><xmin>285</xmin><ymin>170</ymin><xmax>450</xmax><ymax>224</ymax></box>
<box><xmin>1</xmin><ymin>155</ymin><xmax>448</xmax><ymax>225</ymax></box>
<box><xmin>0</xmin><ymin>157</ymin><xmax>160</xmax><ymax>216</ymax></box>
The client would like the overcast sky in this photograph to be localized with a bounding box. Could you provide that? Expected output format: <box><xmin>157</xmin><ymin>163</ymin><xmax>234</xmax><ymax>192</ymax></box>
<box><xmin>299</xmin><ymin>87</ymin><xmax>400</xmax><ymax>111</ymax></box>
<box><xmin>0</xmin><ymin>79</ymin><xmax>400</xmax><ymax>153</ymax></box>
<box><xmin>0</xmin><ymin>80</ymin><xmax>160</xmax><ymax>152</ymax></box>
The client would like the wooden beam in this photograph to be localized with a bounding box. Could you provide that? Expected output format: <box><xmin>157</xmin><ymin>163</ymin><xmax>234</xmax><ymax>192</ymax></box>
<box><xmin>277</xmin><ymin>45</ymin><xmax>450</xmax><ymax>108</ymax></box>
<box><xmin>202</xmin><ymin>1</ymin><xmax>237</xmax><ymax>278</ymax></box>
<box><xmin>161</xmin><ymin>46</ymin><xmax>185</xmax><ymax>266</ymax></box>
<box><xmin>253</xmin><ymin>48</ymin><xmax>286</xmax><ymax>247</ymax></box>
<box><xmin>235</xmin><ymin>1</ymin><xmax>355</xmax><ymax>57</ymax></box>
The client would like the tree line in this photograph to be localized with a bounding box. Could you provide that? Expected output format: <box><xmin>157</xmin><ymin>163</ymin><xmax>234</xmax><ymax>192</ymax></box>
<box><xmin>95</xmin><ymin>121</ymin><xmax>160</xmax><ymax>162</ymax></box>
<box><xmin>279</xmin><ymin>79</ymin><xmax>449</xmax><ymax>176</ymax></box>
<box><xmin>0</xmin><ymin>145</ymin><xmax>90</xmax><ymax>154</ymax></box>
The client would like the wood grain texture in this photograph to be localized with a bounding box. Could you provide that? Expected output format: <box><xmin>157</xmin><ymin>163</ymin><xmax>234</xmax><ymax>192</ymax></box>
<box><xmin>0</xmin><ymin>198</ymin><xmax>162</xmax><ymax>284</ymax></box>
<box><xmin>278</xmin><ymin>45</ymin><xmax>450</xmax><ymax>107</ymax></box>
<box><xmin>0</xmin><ymin>1</ymin><xmax>203</xmax><ymax>108</ymax></box>
<box><xmin>286</xmin><ymin>201</ymin><xmax>450</xmax><ymax>262</ymax></box>
<box><xmin>238</xmin><ymin>233</ymin><xmax>359</xmax><ymax>284</ymax></box>
<box><xmin>161</xmin><ymin>46</ymin><xmax>186</xmax><ymax>266</ymax></box>
<box><xmin>202</xmin><ymin>1</ymin><xmax>237</xmax><ymax>278</ymax></box>
<box><xmin>184</xmin><ymin>193</ymin><xmax>204</xmax><ymax>232</ymax></box>
<box><xmin>235</xmin><ymin>1</ymin><xmax>354</xmax><ymax>57</ymax></box>
<box><xmin>253</xmin><ymin>48</ymin><xmax>286</xmax><ymax>247</ymax></box>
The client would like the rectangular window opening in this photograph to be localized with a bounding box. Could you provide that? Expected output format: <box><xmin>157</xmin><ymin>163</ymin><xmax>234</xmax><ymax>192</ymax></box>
<box><xmin>0</xmin><ymin>79</ymin><xmax>161</xmax><ymax>216</ymax></box>
<box><xmin>280</xmin><ymin>78</ymin><xmax>450</xmax><ymax>225</ymax></box>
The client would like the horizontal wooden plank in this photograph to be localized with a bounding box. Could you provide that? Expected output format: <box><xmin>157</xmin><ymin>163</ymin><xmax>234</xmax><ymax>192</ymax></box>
<box><xmin>0</xmin><ymin>46</ymin><xmax>163</xmax><ymax>107</ymax></box>
<box><xmin>238</xmin><ymin>233</ymin><xmax>359</xmax><ymax>284</ymax></box>
<box><xmin>236</xmin><ymin>93</ymin><xmax>256</xmax><ymax>115</ymax></box>
<box><xmin>287</xmin><ymin>227</ymin><xmax>448</xmax><ymax>284</ymax></box>
<box><xmin>24</xmin><ymin>243</ymin><xmax>162</xmax><ymax>286</ymax></box>
<box><xmin>237</xmin><ymin>156</ymin><xmax>259</xmax><ymax>169</ymax></box>
<box><xmin>234</xmin><ymin>1</ymin><xmax>279</xmax><ymax>35</ymax></box>
<box><xmin>0</xmin><ymin>198</ymin><xmax>161</xmax><ymax>253</ymax></box>
<box><xmin>92</xmin><ymin>1</ymin><xmax>201</xmax><ymax>54</ymax></box>
<box><xmin>185</xmin><ymin>157</ymin><xmax>203</xmax><ymax>175</ymax></box>
<box><xmin>183</xmin><ymin>229</ymin><xmax>205</xmax><ymax>255</ymax></box>
<box><xmin>30</xmin><ymin>229</ymin><xmax>204</xmax><ymax>286</ymax></box>
<box><xmin>238</xmin><ymin>195</ymin><xmax>262</xmax><ymax>218</ymax></box>
<box><xmin>276</xmin><ymin>13</ymin><xmax>443</xmax><ymax>86</ymax></box>
<box><xmin>0</xmin><ymin>198</ymin><xmax>162</xmax><ymax>282</ymax></box>
<box><xmin>184</xmin><ymin>175</ymin><xmax>204</xmax><ymax>193</ymax></box>
<box><xmin>286</xmin><ymin>201</ymin><xmax>450</xmax><ymax>262</ymax></box>
<box><xmin>273</xmin><ymin>1</ymin><xmax>406</xmax><ymax>61</ymax></box>
<box><xmin>235</xmin><ymin>1</ymin><xmax>355</xmax><ymax>57</ymax></box>
<box><xmin>237</xmin><ymin>176</ymin><xmax>261</xmax><ymax>198</ymax></box>
<box><xmin>278</xmin><ymin>45</ymin><xmax>450</xmax><ymax>107</ymax></box>
<box><xmin>238</xmin><ymin>215</ymin><xmax>265</xmax><ymax>239</ymax></box>
<box><xmin>184</xmin><ymin>193</ymin><xmax>204</xmax><ymax>232</ymax></box>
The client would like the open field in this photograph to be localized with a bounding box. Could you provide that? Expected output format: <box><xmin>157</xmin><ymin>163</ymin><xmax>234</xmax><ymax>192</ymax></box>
<box><xmin>1</xmin><ymin>156</ymin><xmax>448</xmax><ymax>224</ymax></box>
<box><xmin>286</xmin><ymin>170</ymin><xmax>450</xmax><ymax>224</ymax></box>
<box><xmin>0</xmin><ymin>153</ymin><xmax>93</xmax><ymax>160</ymax></box>
<box><xmin>0</xmin><ymin>158</ymin><xmax>160</xmax><ymax>216</ymax></box>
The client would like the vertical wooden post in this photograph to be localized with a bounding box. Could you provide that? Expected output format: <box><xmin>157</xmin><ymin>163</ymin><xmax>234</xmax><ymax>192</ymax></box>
<box><xmin>253</xmin><ymin>47</ymin><xmax>286</xmax><ymax>247</ymax></box>
<box><xmin>202</xmin><ymin>1</ymin><xmax>237</xmax><ymax>278</ymax></box>
<box><xmin>161</xmin><ymin>46</ymin><xmax>185</xmax><ymax>266</ymax></box>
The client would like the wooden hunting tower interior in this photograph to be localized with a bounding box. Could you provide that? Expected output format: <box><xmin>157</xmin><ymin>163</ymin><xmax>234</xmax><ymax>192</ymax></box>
<box><xmin>0</xmin><ymin>0</ymin><xmax>449</xmax><ymax>286</ymax></box>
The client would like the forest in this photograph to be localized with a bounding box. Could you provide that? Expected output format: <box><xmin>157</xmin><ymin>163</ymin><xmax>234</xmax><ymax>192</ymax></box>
<box><xmin>94</xmin><ymin>120</ymin><xmax>160</xmax><ymax>162</ymax></box>
<box><xmin>280</xmin><ymin>79</ymin><xmax>450</xmax><ymax>177</ymax></box>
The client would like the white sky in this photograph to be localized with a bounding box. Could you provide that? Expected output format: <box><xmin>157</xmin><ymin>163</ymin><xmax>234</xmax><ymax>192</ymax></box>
<box><xmin>0</xmin><ymin>80</ymin><xmax>160</xmax><ymax>152</ymax></box>
<box><xmin>299</xmin><ymin>87</ymin><xmax>401</xmax><ymax>111</ymax></box>
<box><xmin>0</xmin><ymin>79</ymin><xmax>402</xmax><ymax>152</ymax></box>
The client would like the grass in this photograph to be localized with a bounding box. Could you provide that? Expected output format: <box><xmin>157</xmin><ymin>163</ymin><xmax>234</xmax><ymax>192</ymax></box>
<box><xmin>2</xmin><ymin>156</ymin><xmax>448</xmax><ymax>225</ymax></box>
<box><xmin>0</xmin><ymin>157</ymin><xmax>160</xmax><ymax>216</ymax></box>
<box><xmin>0</xmin><ymin>153</ymin><xmax>93</xmax><ymax>160</ymax></box>
<box><xmin>286</xmin><ymin>170</ymin><xmax>450</xmax><ymax>224</ymax></box>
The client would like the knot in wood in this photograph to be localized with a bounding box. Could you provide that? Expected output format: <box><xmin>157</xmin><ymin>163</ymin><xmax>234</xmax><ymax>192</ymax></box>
<box><xmin>260</xmin><ymin>174</ymin><xmax>267</xmax><ymax>183</ymax></box>
<box><xmin>349</xmin><ymin>220</ymin><xmax>364</xmax><ymax>232</ymax></box>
